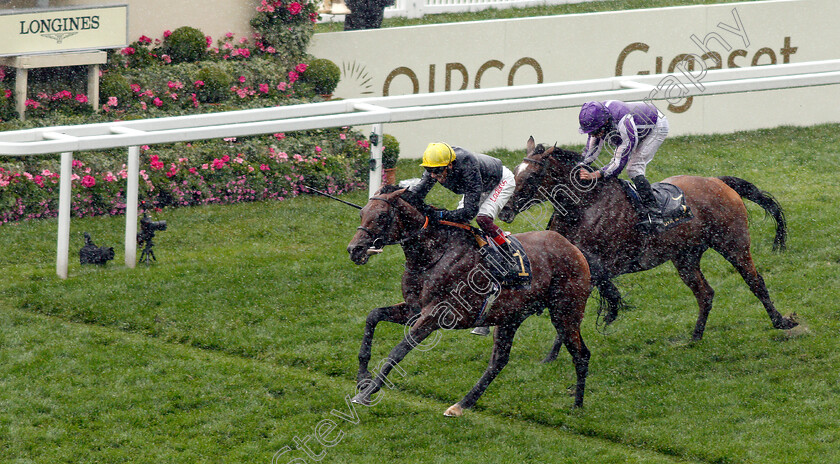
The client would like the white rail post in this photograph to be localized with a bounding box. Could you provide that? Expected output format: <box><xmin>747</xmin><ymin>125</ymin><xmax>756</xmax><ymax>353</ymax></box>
<box><xmin>368</xmin><ymin>123</ymin><xmax>384</xmax><ymax>198</ymax></box>
<box><xmin>56</xmin><ymin>151</ymin><xmax>73</xmax><ymax>279</ymax></box>
<box><xmin>125</xmin><ymin>145</ymin><xmax>140</xmax><ymax>267</ymax></box>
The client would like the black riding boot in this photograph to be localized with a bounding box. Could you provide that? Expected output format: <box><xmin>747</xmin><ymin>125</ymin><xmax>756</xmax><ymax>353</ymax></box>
<box><xmin>632</xmin><ymin>175</ymin><xmax>665</xmax><ymax>229</ymax></box>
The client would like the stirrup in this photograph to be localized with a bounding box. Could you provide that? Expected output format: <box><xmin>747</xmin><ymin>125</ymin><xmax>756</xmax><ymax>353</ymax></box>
<box><xmin>471</xmin><ymin>326</ymin><xmax>491</xmax><ymax>336</ymax></box>
<box><xmin>638</xmin><ymin>212</ymin><xmax>665</xmax><ymax>230</ymax></box>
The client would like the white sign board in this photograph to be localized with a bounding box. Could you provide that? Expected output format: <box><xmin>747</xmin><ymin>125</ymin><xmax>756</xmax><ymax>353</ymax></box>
<box><xmin>310</xmin><ymin>0</ymin><xmax>840</xmax><ymax>156</ymax></box>
<box><xmin>0</xmin><ymin>5</ymin><xmax>128</xmax><ymax>56</ymax></box>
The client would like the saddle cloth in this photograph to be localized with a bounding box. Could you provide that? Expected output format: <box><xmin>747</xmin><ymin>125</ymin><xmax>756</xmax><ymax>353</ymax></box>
<box><xmin>476</xmin><ymin>234</ymin><xmax>532</xmax><ymax>290</ymax></box>
<box><xmin>437</xmin><ymin>220</ymin><xmax>533</xmax><ymax>289</ymax></box>
<box><xmin>620</xmin><ymin>180</ymin><xmax>694</xmax><ymax>231</ymax></box>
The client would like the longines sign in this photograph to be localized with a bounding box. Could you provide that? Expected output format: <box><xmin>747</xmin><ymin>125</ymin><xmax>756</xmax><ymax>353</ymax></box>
<box><xmin>0</xmin><ymin>5</ymin><xmax>128</xmax><ymax>57</ymax></box>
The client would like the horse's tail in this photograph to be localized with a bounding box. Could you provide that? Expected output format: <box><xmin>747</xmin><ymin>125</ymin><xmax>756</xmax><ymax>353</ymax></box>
<box><xmin>717</xmin><ymin>176</ymin><xmax>787</xmax><ymax>251</ymax></box>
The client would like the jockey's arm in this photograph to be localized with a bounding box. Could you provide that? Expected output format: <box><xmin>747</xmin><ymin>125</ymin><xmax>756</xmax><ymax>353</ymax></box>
<box><xmin>599</xmin><ymin>117</ymin><xmax>638</xmax><ymax>178</ymax></box>
<box><xmin>440</xmin><ymin>162</ymin><xmax>483</xmax><ymax>223</ymax></box>
<box><xmin>581</xmin><ymin>135</ymin><xmax>604</xmax><ymax>165</ymax></box>
<box><xmin>408</xmin><ymin>170</ymin><xmax>437</xmax><ymax>201</ymax></box>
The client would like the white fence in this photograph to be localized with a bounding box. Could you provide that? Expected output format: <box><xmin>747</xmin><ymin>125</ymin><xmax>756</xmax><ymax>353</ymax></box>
<box><xmin>1</xmin><ymin>59</ymin><xmax>839</xmax><ymax>279</ymax></box>
<box><xmin>318</xmin><ymin>0</ymin><xmax>597</xmax><ymax>21</ymax></box>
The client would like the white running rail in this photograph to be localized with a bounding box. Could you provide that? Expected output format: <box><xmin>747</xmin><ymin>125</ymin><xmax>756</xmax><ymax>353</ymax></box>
<box><xmin>1</xmin><ymin>59</ymin><xmax>839</xmax><ymax>278</ymax></box>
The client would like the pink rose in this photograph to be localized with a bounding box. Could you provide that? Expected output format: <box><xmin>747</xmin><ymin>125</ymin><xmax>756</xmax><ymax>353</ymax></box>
<box><xmin>288</xmin><ymin>2</ymin><xmax>302</xmax><ymax>14</ymax></box>
<box><xmin>295</xmin><ymin>63</ymin><xmax>308</xmax><ymax>73</ymax></box>
<box><xmin>81</xmin><ymin>175</ymin><xmax>96</xmax><ymax>188</ymax></box>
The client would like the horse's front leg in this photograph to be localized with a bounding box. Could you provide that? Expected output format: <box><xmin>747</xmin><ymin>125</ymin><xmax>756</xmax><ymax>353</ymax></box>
<box><xmin>353</xmin><ymin>313</ymin><xmax>439</xmax><ymax>405</ymax></box>
<box><xmin>358</xmin><ymin>302</ymin><xmax>418</xmax><ymax>384</ymax></box>
<box><xmin>445</xmin><ymin>318</ymin><xmax>524</xmax><ymax>417</ymax></box>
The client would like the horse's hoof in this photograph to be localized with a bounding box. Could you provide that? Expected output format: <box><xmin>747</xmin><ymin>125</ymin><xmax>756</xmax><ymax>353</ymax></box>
<box><xmin>443</xmin><ymin>404</ymin><xmax>463</xmax><ymax>417</ymax></box>
<box><xmin>351</xmin><ymin>394</ymin><xmax>371</xmax><ymax>406</ymax></box>
<box><xmin>782</xmin><ymin>313</ymin><xmax>810</xmax><ymax>337</ymax></box>
<box><xmin>775</xmin><ymin>312</ymin><xmax>800</xmax><ymax>330</ymax></box>
<box><xmin>356</xmin><ymin>371</ymin><xmax>372</xmax><ymax>384</ymax></box>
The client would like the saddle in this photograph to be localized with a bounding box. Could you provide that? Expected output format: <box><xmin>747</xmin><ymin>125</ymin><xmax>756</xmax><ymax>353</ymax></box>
<box><xmin>620</xmin><ymin>180</ymin><xmax>694</xmax><ymax>231</ymax></box>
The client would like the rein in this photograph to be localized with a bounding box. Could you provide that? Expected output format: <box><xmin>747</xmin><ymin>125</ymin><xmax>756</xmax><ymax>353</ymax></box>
<box><xmin>356</xmin><ymin>197</ymin><xmax>474</xmax><ymax>249</ymax></box>
<box><xmin>356</xmin><ymin>196</ymin><xmax>430</xmax><ymax>248</ymax></box>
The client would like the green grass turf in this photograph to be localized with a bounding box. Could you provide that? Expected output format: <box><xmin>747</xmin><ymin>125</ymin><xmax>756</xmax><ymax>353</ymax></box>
<box><xmin>1</xmin><ymin>124</ymin><xmax>839</xmax><ymax>463</ymax></box>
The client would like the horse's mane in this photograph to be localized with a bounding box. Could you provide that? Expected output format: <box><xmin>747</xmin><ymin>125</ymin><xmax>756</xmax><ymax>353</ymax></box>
<box><xmin>536</xmin><ymin>143</ymin><xmax>584</xmax><ymax>164</ymax></box>
<box><xmin>379</xmin><ymin>184</ymin><xmax>403</xmax><ymax>194</ymax></box>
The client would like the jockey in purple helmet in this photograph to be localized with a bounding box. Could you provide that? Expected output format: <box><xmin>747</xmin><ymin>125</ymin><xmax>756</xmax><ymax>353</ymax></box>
<box><xmin>577</xmin><ymin>100</ymin><xmax>670</xmax><ymax>228</ymax></box>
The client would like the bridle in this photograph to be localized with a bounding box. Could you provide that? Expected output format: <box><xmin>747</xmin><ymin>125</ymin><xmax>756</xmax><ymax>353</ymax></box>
<box><xmin>519</xmin><ymin>147</ymin><xmax>552</xmax><ymax>193</ymax></box>
<box><xmin>356</xmin><ymin>196</ymin><xmax>429</xmax><ymax>248</ymax></box>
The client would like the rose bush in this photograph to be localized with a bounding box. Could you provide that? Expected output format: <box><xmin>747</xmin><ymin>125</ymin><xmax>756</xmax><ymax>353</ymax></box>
<box><xmin>0</xmin><ymin>128</ymin><xmax>370</xmax><ymax>224</ymax></box>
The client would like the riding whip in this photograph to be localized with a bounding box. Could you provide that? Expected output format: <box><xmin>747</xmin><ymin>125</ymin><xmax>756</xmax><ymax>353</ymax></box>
<box><xmin>303</xmin><ymin>185</ymin><xmax>363</xmax><ymax>210</ymax></box>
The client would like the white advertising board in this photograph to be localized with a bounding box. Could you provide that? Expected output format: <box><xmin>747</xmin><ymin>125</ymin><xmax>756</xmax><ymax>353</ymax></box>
<box><xmin>0</xmin><ymin>5</ymin><xmax>128</xmax><ymax>56</ymax></box>
<box><xmin>309</xmin><ymin>0</ymin><xmax>840</xmax><ymax>157</ymax></box>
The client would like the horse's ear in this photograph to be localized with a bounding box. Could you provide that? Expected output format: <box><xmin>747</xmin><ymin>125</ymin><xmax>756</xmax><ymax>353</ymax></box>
<box><xmin>526</xmin><ymin>136</ymin><xmax>535</xmax><ymax>153</ymax></box>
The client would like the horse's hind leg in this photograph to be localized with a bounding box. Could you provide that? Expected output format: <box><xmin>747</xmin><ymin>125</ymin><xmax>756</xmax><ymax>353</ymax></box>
<box><xmin>672</xmin><ymin>247</ymin><xmax>715</xmax><ymax>341</ymax></box>
<box><xmin>718</xmin><ymin>246</ymin><xmax>797</xmax><ymax>331</ymax></box>
<box><xmin>358</xmin><ymin>302</ymin><xmax>417</xmax><ymax>384</ymax></box>
<box><xmin>446</xmin><ymin>316</ymin><xmax>526</xmax><ymax>416</ymax></box>
<box><xmin>548</xmin><ymin>300</ymin><xmax>589</xmax><ymax>408</ymax></box>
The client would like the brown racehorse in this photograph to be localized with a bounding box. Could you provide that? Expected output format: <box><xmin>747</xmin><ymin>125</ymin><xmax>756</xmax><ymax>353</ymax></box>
<box><xmin>346</xmin><ymin>185</ymin><xmax>592</xmax><ymax>413</ymax></box>
<box><xmin>498</xmin><ymin>137</ymin><xmax>798</xmax><ymax>341</ymax></box>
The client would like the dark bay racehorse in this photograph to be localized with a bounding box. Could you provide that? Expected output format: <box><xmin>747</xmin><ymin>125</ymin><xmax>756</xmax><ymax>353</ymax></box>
<box><xmin>346</xmin><ymin>185</ymin><xmax>592</xmax><ymax>413</ymax></box>
<box><xmin>498</xmin><ymin>137</ymin><xmax>798</xmax><ymax>340</ymax></box>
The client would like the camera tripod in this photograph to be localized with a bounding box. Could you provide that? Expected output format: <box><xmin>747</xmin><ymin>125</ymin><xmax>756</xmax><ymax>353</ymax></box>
<box><xmin>139</xmin><ymin>235</ymin><xmax>157</xmax><ymax>265</ymax></box>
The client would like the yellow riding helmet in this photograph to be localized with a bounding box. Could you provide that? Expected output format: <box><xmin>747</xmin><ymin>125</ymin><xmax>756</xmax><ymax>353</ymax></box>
<box><xmin>420</xmin><ymin>142</ymin><xmax>456</xmax><ymax>168</ymax></box>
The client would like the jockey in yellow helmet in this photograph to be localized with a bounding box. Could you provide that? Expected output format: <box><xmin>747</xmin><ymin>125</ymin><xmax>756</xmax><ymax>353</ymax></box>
<box><xmin>410</xmin><ymin>142</ymin><xmax>517</xmax><ymax>336</ymax></box>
